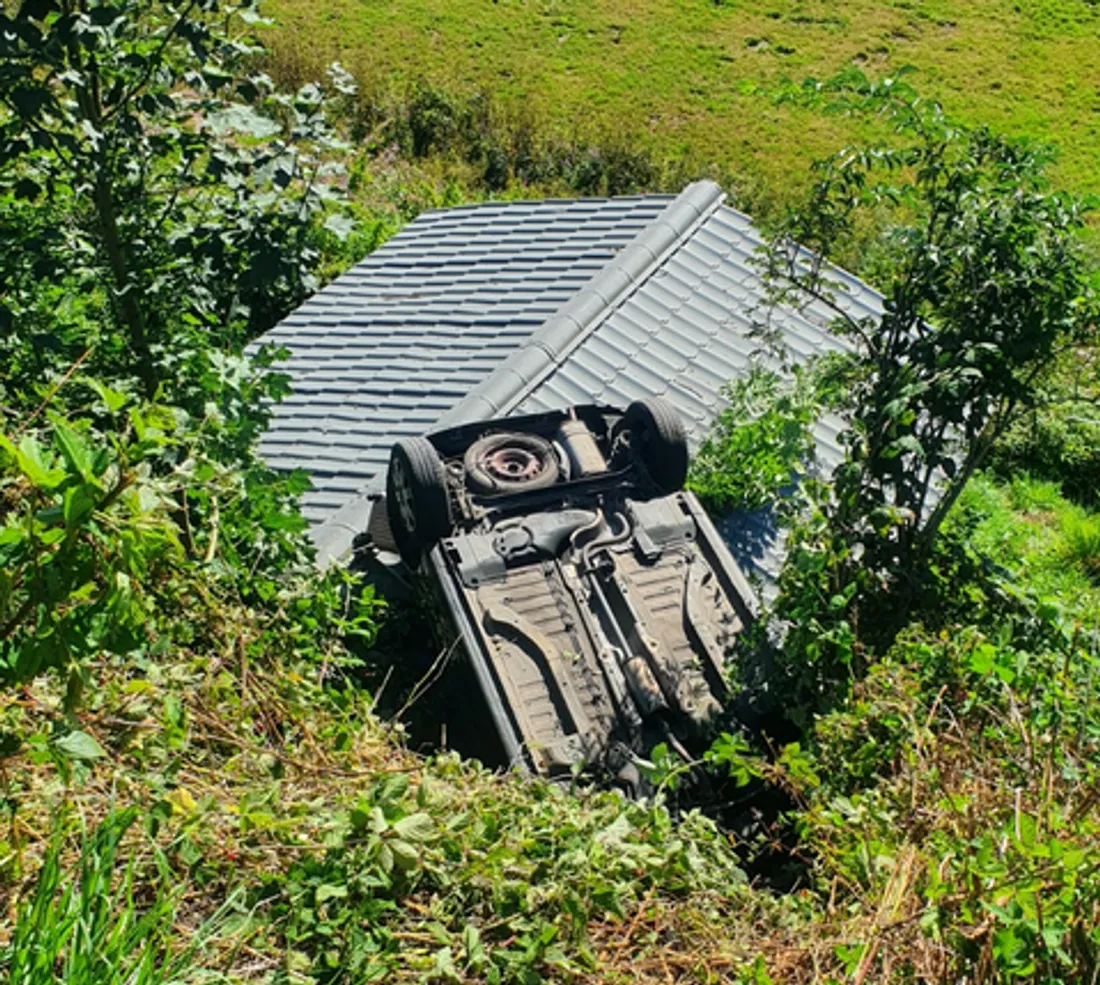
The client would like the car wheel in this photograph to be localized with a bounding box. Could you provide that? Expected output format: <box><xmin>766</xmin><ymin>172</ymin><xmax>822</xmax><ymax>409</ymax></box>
<box><xmin>626</xmin><ymin>396</ymin><xmax>688</xmax><ymax>494</ymax></box>
<box><xmin>386</xmin><ymin>437</ymin><xmax>452</xmax><ymax>567</ymax></box>
<box><xmin>464</xmin><ymin>432</ymin><xmax>561</xmax><ymax>495</ymax></box>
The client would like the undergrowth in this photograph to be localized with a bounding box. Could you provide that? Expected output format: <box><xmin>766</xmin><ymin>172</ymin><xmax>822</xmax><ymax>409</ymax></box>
<box><xmin>0</xmin><ymin>646</ymin><xmax>769</xmax><ymax>983</ymax></box>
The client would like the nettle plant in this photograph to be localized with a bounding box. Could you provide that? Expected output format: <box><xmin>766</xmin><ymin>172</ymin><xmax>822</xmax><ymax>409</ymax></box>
<box><xmin>0</xmin><ymin>0</ymin><xmax>359</xmax><ymax>401</ymax></box>
<box><xmin>762</xmin><ymin>71</ymin><xmax>1098</xmax><ymax>691</ymax></box>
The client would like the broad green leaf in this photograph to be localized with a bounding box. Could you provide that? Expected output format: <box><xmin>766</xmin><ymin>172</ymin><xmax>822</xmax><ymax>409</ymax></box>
<box><xmin>379</xmin><ymin>773</ymin><xmax>410</xmax><ymax>803</ymax></box>
<box><xmin>323</xmin><ymin>213</ymin><xmax>357</xmax><ymax>241</ymax></box>
<box><xmin>205</xmin><ymin>105</ymin><xmax>281</xmax><ymax>139</ymax></box>
<box><xmin>86</xmin><ymin>379</ymin><xmax>129</xmax><ymax>413</ymax></box>
<box><xmin>16</xmin><ymin>435</ymin><xmax>65</xmax><ymax>489</ymax></box>
<box><xmin>392</xmin><ymin>812</ymin><xmax>435</xmax><ymax>842</ymax></box>
<box><xmin>968</xmin><ymin>644</ymin><xmax>996</xmax><ymax>675</ymax></box>
<box><xmin>462</xmin><ymin>925</ymin><xmax>483</xmax><ymax>961</ymax></box>
<box><xmin>315</xmin><ymin>883</ymin><xmax>348</xmax><ymax>904</ymax></box>
<box><xmin>388</xmin><ymin>838</ymin><xmax>419</xmax><ymax>870</ymax></box>
<box><xmin>39</xmin><ymin>527</ymin><xmax>67</xmax><ymax>546</ymax></box>
<box><xmin>54</xmin><ymin>423</ymin><xmax>95</xmax><ymax>481</ymax></box>
<box><xmin>54</xmin><ymin>730</ymin><xmax>106</xmax><ymax>762</ymax></box>
<box><xmin>63</xmin><ymin>484</ymin><xmax>97</xmax><ymax>528</ymax></box>
<box><xmin>377</xmin><ymin>842</ymin><xmax>394</xmax><ymax>874</ymax></box>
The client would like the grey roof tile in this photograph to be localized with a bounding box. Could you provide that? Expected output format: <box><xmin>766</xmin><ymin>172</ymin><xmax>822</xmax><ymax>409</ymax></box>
<box><xmin>507</xmin><ymin>198</ymin><xmax>882</xmax><ymax>592</ymax></box>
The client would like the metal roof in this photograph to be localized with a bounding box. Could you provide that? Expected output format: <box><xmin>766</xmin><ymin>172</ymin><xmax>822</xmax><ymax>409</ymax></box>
<box><xmin>255</xmin><ymin>181</ymin><xmax>886</xmax><ymax>590</ymax></box>
<box><xmin>257</xmin><ymin>194</ymin><xmax>672</xmax><ymax>524</ymax></box>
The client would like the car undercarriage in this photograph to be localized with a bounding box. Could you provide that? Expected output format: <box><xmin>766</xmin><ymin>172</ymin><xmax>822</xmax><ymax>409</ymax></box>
<box><xmin>383</xmin><ymin>400</ymin><xmax>757</xmax><ymax>792</ymax></box>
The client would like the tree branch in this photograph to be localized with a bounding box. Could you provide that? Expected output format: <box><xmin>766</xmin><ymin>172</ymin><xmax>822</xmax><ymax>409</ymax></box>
<box><xmin>103</xmin><ymin>0</ymin><xmax>200</xmax><ymax>122</ymax></box>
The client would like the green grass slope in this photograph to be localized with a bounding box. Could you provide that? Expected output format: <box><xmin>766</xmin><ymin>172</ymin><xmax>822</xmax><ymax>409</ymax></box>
<box><xmin>263</xmin><ymin>0</ymin><xmax>1100</xmax><ymax>203</ymax></box>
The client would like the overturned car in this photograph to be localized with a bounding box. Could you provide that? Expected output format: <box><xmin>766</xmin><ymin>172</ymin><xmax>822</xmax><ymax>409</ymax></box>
<box><xmin>384</xmin><ymin>398</ymin><xmax>757</xmax><ymax>791</ymax></box>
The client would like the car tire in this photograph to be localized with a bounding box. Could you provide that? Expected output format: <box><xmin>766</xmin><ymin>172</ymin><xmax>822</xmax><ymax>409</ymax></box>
<box><xmin>386</xmin><ymin>437</ymin><xmax>452</xmax><ymax>568</ymax></box>
<box><xmin>464</xmin><ymin>432</ymin><xmax>561</xmax><ymax>495</ymax></box>
<box><xmin>626</xmin><ymin>396</ymin><xmax>688</xmax><ymax>494</ymax></box>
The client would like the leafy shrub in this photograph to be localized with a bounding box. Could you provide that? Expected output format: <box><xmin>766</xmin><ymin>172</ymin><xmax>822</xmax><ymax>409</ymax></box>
<box><xmin>0</xmin><ymin>375</ymin><xmax>380</xmax><ymax>693</ymax></box>
<box><xmin>761</xmin><ymin>71</ymin><xmax>1098</xmax><ymax>695</ymax></box>
<box><xmin>688</xmin><ymin>366</ymin><xmax>822</xmax><ymax>515</ymax></box>
<box><xmin>993</xmin><ymin>398</ymin><xmax>1100</xmax><ymax>508</ymax></box>
<box><xmin>258</xmin><ymin>762</ymin><xmax>744</xmax><ymax>983</ymax></box>
<box><xmin>342</xmin><ymin>77</ymin><xmax>679</xmax><ymax>198</ymax></box>
<box><xmin>797</xmin><ymin>617</ymin><xmax>1100</xmax><ymax>984</ymax></box>
<box><xmin>1007</xmin><ymin>472</ymin><xmax>1066</xmax><ymax>513</ymax></box>
<box><xmin>0</xmin><ymin>1</ymin><xmax>362</xmax><ymax>402</ymax></box>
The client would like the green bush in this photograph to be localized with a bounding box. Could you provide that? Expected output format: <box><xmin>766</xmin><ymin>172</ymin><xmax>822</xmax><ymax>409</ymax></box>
<box><xmin>0</xmin><ymin>1</ymin><xmax>363</xmax><ymax>402</ymax></box>
<box><xmin>992</xmin><ymin>400</ymin><xmax>1100</xmax><ymax>508</ymax></box>
<box><xmin>760</xmin><ymin>71</ymin><xmax>1098</xmax><ymax>694</ymax></box>
<box><xmin>0</xmin><ymin>375</ymin><xmax>380</xmax><ymax>695</ymax></box>
<box><xmin>797</xmin><ymin>617</ymin><xmax>1100</xmax><ymax>983</ymax></box>
<box><xmin>1059</xmin><ymin>512</ymin><xmax>1100</xmax><ymax>581</ymax></box>
<box><xmin>688</xmin><ymin>366</ymin><xmax>822</xmax><ymax>515</ymax></box>
<box><xmin>257</xmin><ymin>763</ymin><xmax>744</xmax><ymax>983</ymax></box>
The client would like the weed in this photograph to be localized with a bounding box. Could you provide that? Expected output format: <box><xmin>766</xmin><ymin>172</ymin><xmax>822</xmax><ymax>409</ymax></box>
<box><xmin>0</xmin><ymin>809</ymin><xmax>229</xmax><ymax>985</ymax></box>
<box><xmin>688</xmin><ymin>366</ymin><xmax>822</xmax><ymax>515</ymax></box>
<box><xmin>1008</xmin><ymin>472</ymin><xmax>1065</xmax><ymax>514</ymax></box>
<box><xmin>1060</xmin><ymin>511</ymin><xmax>1100</xmax><ymax>581</ymax></box>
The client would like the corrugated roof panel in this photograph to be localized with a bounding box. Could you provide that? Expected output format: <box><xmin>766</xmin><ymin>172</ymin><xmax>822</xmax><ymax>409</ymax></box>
<box><xmin>255</xmin><ymin>182</ymin><xmax>886</xmax><ymax>582</ymax></box>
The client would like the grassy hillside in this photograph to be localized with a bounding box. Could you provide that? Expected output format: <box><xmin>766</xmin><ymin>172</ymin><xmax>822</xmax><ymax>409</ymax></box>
<box><xmin>262</xmin><ymin>0</ymin><xmax>1100</xmax><ymax>204</ymax></box>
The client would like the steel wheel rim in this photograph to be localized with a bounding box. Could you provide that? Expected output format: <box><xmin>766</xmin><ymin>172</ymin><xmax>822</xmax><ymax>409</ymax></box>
<box><xmin>482</xmin><ymin>445</ymin><xmax>544</xmax><ymax>483</ymax></box>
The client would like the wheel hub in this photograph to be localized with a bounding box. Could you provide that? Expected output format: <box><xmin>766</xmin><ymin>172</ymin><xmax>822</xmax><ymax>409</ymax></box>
<box><xmin>482</xmin><ymin>446</ymin><xmax>544</xmax><ymax>482</ymax></box>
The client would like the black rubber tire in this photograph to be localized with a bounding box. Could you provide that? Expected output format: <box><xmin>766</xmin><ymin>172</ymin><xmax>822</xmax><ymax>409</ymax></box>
<box><xmin>464</xmin><ymin>432</ymin><xmax>560</xmax><ymax>495</ymax></box>
<box><xmin>386</xmin><ymin>437</ymin><xmax>452</xmax><ymax>568</ymax></box>
<box><xmin>626</xmin><ymin>396</ymin><xmax>688</xmax><ymax>494</ymax></box>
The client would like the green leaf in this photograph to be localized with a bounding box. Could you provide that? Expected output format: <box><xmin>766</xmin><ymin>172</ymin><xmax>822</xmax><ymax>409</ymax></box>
<box><xmin>38</xmin><ymin>527</ymin><xmax>66</xmax><ymax>546</ymax></box>
<box><xmin>62</xmin><ymin>484</ymin><xmax>97</xmax><ymax>528</ymax></box>
<box><xmin>205</xmin><ymin>105</ymin><xmax>281</xmax><ymax>139</ymax></box>
<box><xmin>392</xmin><ymin>812</ymin><xmax>435</xmax><ymax>842</ymax></box>
<box><xmin>86</xmin><ymin>379</ymin><xmax>129</xmax><ymax>414</ymax></box>
<box><xmin>378</xmin><ymin>773</ymin><xmax>410</xmax><ymax>803</ymax></box>
<box><xmin>54</xmin><ymin>424</ymin><xmax>95</xmax><ymax>481</ymax></box>
<box><xmin>389</xmin><ymin>838</ymin><xmax>419</xmax><ymax>870</ymax></box>
<box><xmin>16</xmin><ymin>435</ymin><xmax>65</xmax><ymax>489</ymax></box>
<box><xmin>968</xmin><ymin>643</ymin><xmax>996</xmax><ymax>675</ymax></box>
<box><xmin>462</xmin><ymin>924</ymin><xmax>484</xmax><ymax>963</ymax></box>
<box><xmin>377</xmin><ymin>842</ymin><xmax>394</xmax><ymax>874</ymax></box>
<box><xmin>323</xmin><ymin>213</ymin><xmax>358</xmax><ymax>241</ymax></box>
<box><xmin>315</xmin><ymin>883</ymin><xmax>348</xmax><ymax>904</ymax></box>
<box><xmin>54</xmin><ymin>730</ymin><xmax>106</xmax><ymax>762</ymax></box>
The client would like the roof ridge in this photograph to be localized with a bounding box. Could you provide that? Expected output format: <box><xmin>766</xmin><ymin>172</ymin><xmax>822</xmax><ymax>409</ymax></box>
<box><xmin>436</xmin><ymin>180</ymin><xmax>727</xmax><ymax>427</ymax></box>
<box><xmin>414</xmin><ymin>191</ymin><xmax>677</xmax><ymax>221</ymax></box>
